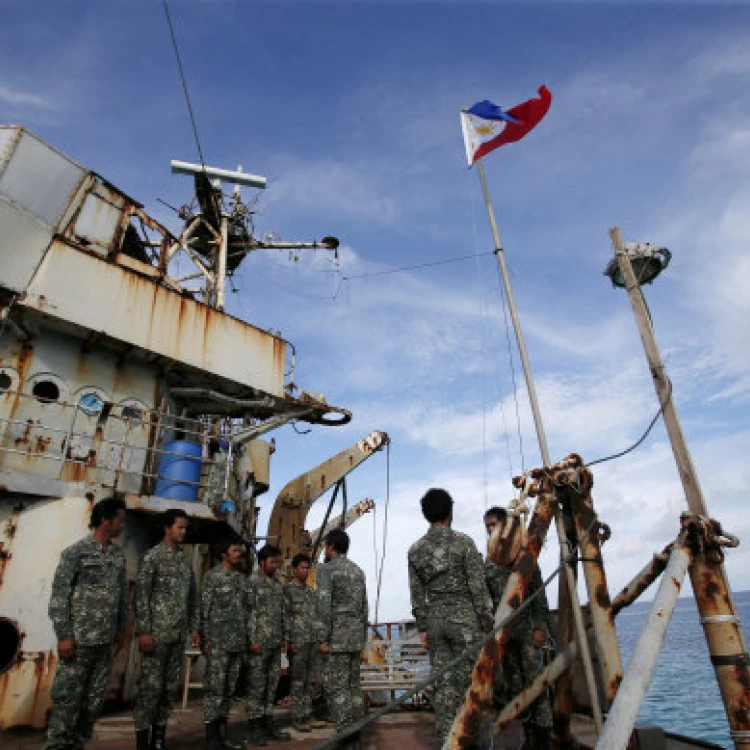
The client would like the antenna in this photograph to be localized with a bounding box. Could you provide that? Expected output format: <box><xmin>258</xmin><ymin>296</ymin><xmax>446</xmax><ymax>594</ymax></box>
<box><xmin>171</xmin><ymin>160</ymin><xmax>267</xmax><ymax>190</ymax></box>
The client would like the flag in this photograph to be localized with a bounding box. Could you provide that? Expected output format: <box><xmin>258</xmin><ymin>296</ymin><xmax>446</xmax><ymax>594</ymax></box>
<box><xmin>460</xmin><ymin>85</ymin><xmax>552</xmax><ymax>166</ymax></box>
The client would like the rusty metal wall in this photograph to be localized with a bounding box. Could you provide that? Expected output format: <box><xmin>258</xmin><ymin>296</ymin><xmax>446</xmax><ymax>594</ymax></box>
<box><xmin>22</xmin><ymin>241</ymin><xmax>286</xmax><ymax>397</ymax></box>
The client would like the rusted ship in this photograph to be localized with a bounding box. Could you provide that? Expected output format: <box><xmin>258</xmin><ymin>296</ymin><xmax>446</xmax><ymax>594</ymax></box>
<box><xmin>0</xmin><ymin>125</ymin><xmax>388</xmax><ymax>729</ymax></box>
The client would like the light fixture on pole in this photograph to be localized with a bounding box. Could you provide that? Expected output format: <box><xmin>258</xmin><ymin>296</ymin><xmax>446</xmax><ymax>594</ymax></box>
<box><xmin>603</xmin><ymin>242</ymin><xmax>671</xmax><ymax>288</ymax></box>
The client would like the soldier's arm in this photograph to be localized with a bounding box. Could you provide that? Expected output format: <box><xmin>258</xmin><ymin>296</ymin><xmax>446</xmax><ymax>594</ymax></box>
<box><xmin>134</xmin><ymin>553</ymin><xmax>155</xmax><ymax>635</ymax></box>
<box><xmin>282</xmin><ymin>585</ymin><xmax>292</xmax><ymax>643</ymax></box>
<box><xmin>407</xmin><ymin>551</ymin><xmax>428</xmax><ymax>633</ymax></box>
<box><xmin>465</xmin><ymin>540</ymin><xmax>493</xmax><ymax>632</ymax></box>
<box><xmin>187</xmin><ymin>568</ymin><xmax>200</xmax><ymax>634</ymax></box>
<box><xmin>200</xmin><ymin>574</ymin><xmax>213</xmax><ymax>650</ymax></box>
<box><xmin>361</xmin><ymin>572</ymin><xmax>369</xmax><ymax>643</ymax></box>
<box><xmin>117</xmin><ymin>556</ymin><xmax>128</xmax><ymax>636</ymax></box>
<box><xmin>314</xmin><ymin>566</ymin><xmax>333</xmax><ymax>646</ymax></box>
<box><xmin>246</xmin><ymin>576</ymin><xmax>259</xmax><ymax>646</ymax></box>
<box><xmin>48</xmin><ymin>546</ymin><xmax>78</xmax><ymax>642</ymax></box>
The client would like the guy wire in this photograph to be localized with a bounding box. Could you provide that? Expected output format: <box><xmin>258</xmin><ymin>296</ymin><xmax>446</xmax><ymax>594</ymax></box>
<box><xmin>162</xmin><ymin>0</ymin><xmax>206</xmax><ymax>168</ymax></box>
<box><xmin>374</xmin><ymin>441</ymin><xmax>391</xmax><ymax>624</ymax></box>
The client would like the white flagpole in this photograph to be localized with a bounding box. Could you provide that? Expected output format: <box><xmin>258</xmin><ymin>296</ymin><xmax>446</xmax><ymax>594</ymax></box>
<box><xmin>474</xmin><ymin>156</ymin><xmax>604</xmax><ymax>733</ymax></box>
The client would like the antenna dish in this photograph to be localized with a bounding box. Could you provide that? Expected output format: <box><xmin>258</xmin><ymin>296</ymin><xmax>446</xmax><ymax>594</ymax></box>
<box><xmin>171</xmin><ymin>160</ymin><xmax>267</xmax><ymax>190</ymax></box>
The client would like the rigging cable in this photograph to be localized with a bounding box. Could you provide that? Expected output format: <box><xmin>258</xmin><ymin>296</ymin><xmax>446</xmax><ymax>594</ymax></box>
<box><xmin>162</xmin><ymin>0</ymin><xmax>206</xmax><ymax>168</ymax></box>
<box><xmin>494</xmin><ymin>257</ymin><xmax>526</xmax><ymax>472</ymax></box>
<box><xmin>588</xmin><ymin>377</ymin><xmax>673</xmax><ymax>467</ymax></box>
<box><xmin>373</xmin><ymin>440</ymin><xmax>391</xmax><ymax>624</ymax></box>
<box><xmin>342</xmin><ymin>250</ymin><xmax>495</xmax><ymax>282</ymax></box>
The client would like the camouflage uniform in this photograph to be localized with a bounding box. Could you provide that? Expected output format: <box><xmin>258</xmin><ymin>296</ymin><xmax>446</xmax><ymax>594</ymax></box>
<box><xmin>315</xmin><ymin>555</ymin><xmax>368</xmax><ymax>734</ymax></box>
<box><xmin>245</xmin><ymin>568</ymin><xmax>285</xmax><ymax>721</ymax></box>
<box><xmin>408</xmin><ymin>527</ymin><xmax>492</xmax><ymax>744</ymax></box>
<box><xmin>45</xmin><ymin>535</ymin><xmax>128</xmax><ymax>750</ymax></box>
<box><xmin>201</xmin><ymin>564</ymin><xmax>248</xmax><ymax>724</ymax></box>
<box><xmin>284</xmin><ymin>580</ymin><xmax>318</xmax><ymax>724</ymax></box>
<box><xmin>485</xmin><ymin>559</ymin><xmax>553</xmax><ymax>729</ymax></box>
<box><xmin>133</xmin><ymin>541</ymin><xmax>199</xmax><ymax>731</ymax></box>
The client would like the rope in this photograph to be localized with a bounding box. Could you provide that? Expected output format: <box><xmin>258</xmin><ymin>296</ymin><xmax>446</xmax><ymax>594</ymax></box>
<box><xmin>374</xmin><ymin>442</ymin><xmax>391</xmax><ymax>623</ymax></box>
<box><xmin>494</xmin><ymin>260</ymin><xmax>526</xmax><ymax>471</ymax></box>
<box><xmin>588</xmin><ymin>377</ymin><xmax>673</xmax><ymax>467</ymax></box>
<box><xmin>162</xmin><ymin>0</ymin><xmax>206</xmax><ymax>168</ymax></box>
<box><xmin>342</xmin><ymin>250</ymin><xmax>495</xmax><ymax>281</ymax></box>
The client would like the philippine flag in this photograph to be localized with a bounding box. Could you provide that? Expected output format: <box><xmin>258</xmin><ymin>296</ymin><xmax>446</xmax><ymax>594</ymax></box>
<box><xmin>460</xmin><ymin>86</ymin><xmax>552</xmax><ymax>166</ymax></box>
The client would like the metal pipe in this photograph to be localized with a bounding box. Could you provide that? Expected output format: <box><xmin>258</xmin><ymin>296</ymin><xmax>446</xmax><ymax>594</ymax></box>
<box><xmin>611</xmin><ymin>544</ymin><xmax>672</xmax><ymax>617</ymax></box>
<box><xmin>216</xmin><ymin>214</ymin><xmax>229</xmax><ymax>310</ymax></box>
<box><xmin>573</xmin><ymin>500</ymin><xmax>623</xmax><ymax>707</ymax></box>
<box><xmin>476</xmin><ymin>160</ymin><xmax>602</xmax><ymax>733</ymax></box>
<box><xmin>595</xmin><ymin>541</ymin><xmax>692</xmax><ymax>750</ymax></box>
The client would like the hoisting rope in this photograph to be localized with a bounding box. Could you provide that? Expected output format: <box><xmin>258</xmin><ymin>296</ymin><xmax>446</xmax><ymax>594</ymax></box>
<box><xmin>374</xmin><ymin>441</ymin><xmax>391</xmax><ymax>624</ymax></box>
<box><xmin>313</xmin><ymin>506</ymin><xmax>600</xmax><ymax>750</ymax></box>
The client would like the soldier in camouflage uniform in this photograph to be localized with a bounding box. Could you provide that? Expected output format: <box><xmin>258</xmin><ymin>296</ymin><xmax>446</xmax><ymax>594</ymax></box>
<box><xmin>408</xmin><ymin>488</ymin><xmax>493</xmax><ymax>746</ymax></box>
<box><xmin>484</xmin><ymin>506</ymin><xmax>553</xmax><ymax>749</ymax></box>
<box><xmin>284</xmin><ymin>553</ymin><xmax>326</xmax><ymax>733</ymax></box>
<box><xmin>315</xmin><ymin>529</ymin><xmax>368</xmax><ymax>750</ymax></box>
<box><xmin>201</xmin><ymin>539</ymin><xmax>248</xmax><ymax>750</ymax></box>
<box><xmin>133</xmin><ymin>509</ymin><xmax>200</xmax><ymax>750</ymax></box>
<box><xmin>44</xmin><ymin>497</ymin><xmax>128</xmax><ymax>750</ymax></box>
<box><xmin>246</xmin><ymin>544</ymin><xmax>291</xmax><ymax>745</ymax></box>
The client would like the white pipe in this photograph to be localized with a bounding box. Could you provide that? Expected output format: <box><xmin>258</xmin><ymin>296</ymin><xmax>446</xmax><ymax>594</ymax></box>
<box><xmin>595</xmin><ymin>542</ymin><xmax>692</xmax><ymax>750</ymax></box>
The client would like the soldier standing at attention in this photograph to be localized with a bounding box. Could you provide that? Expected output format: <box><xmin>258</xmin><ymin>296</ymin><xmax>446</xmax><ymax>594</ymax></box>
<box><xmin>484</xmin><ymin>506</ymin><xmax>553</xmax><ymax>750</ymax></box>
<box><xmin>133</xmin><ymin>509</ymin><xmax>200</xmax><ymax>750</ymax></box>
<box><xmin>315</xmin><ymin>529</ymin><xmax>368</xmax><ymax>750</ymax></box>
<box><xmin>44</xmin><ymin>497</ymin><xmax>128</xmax><ymax>750</ymax></box>
<box><xmin>201</xmin><ymin>539</ymin><xmax>247</xmax><ymax>750</ymax></box>
<box><xmin>408</xmin><ymin>488</ymin><xmax>493</xmax><ymax>746</ymax></box>
<box><xmin>246</xmin><ymin>544</ymin><xmax>291</xmax><ymax>745</ymax></box>
<box><xmin>283</xmin><ymin>553</ymin><xmax>326</xmax><ymax>733</ymax></box>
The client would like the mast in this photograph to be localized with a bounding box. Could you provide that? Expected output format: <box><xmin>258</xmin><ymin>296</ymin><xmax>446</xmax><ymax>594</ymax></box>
<box><xmin>608</xmin><ymin>227</ymin><xmax>750</xmax><ymax>748</ymax></box>
<box><xmin>475</xmin><ymin>159</ymin><xmax>604</xmax><ymax>732</ymax></box>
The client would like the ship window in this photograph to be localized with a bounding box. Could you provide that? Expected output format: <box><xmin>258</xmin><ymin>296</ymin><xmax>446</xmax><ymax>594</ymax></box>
<box><xmin>0</xmin><ymin>373</ymin><xmax>11</xmax><ymax>392</ymax></box>
<box><xmin>32</xmin><ymin>380</ymin><xmax>60</xmax><ymax>403</ymax></box>
<box><xmin>0</xmin><ymin>617</ymin><xmax>21</xmax><ymax>675</ymax></box>
<box><xmin>121</xmin><ymin>406</ymin><xmax>144</xmax><ymax>422</ymax></box>
<box><xmin>78</xmin><ymin>392</ymin><xmax>105</xmax><ymax>416</ymax></box>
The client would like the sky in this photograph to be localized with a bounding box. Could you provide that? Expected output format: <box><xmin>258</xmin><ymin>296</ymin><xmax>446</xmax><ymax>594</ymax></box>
<box><xmin>2</xmin><ymin>0</ymin><xmax>750</xmax><ymax>624</ymax></box>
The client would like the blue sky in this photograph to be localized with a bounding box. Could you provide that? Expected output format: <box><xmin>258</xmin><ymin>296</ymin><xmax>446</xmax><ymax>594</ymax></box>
<box><xmin>2</xmin><ymin>1</ymin><xmax>750</xmax><ymax>622</ymax></box>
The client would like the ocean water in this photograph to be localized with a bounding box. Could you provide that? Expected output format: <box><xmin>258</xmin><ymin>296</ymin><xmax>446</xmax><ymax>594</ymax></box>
<box><xmin>615</xmin><ymin>588</ymin><xmax>750</xmax><ymax>748</ymax></box>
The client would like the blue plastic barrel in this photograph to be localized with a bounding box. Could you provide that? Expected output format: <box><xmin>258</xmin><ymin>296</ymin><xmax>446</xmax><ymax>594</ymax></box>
<box><xmin>154</xmin><ymin>440</ymin><xmax>203</xmax><ymax>502</ymax></box>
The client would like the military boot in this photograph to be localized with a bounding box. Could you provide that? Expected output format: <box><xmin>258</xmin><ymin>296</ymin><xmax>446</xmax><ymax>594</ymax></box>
<box><xmin>217</xmin><ymin>717</ymin><xmax>243</xmax><ymax>750</ymax></box>
<box><xmin>205</xmin><ymin>721</ymin><xmax>224</xmax><ymax>750</ymax></box>
<box><xmin>136</xmin><ymin>729</ymin><xmax>150</xmax><ymax>750</ymax></box>
<box><xmin>151</xmin><ymin>724</ymin><xmax>167</xmax><ymax>750</ymax></box>
<box><xmin>263</xmin><ymin>716</ymin><xmax>292</xmax><ymax>741</ymax></box>
<box><xmin>246</xmin><ymin>719</ymin><xmax>268</xmax><ymax>746</ymax></box>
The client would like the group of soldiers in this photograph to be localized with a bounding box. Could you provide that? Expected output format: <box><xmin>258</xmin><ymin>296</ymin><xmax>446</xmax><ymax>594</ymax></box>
<box><xmin>409</xmin><ymin>489</ymin><xmax>552</xmax><ymax>749</ymax></box>
<box><xmin>44</xmin><ymin>498</ymin><xmax>368</xmax><ymax>750</ymax></box>
<box><xmin>44</xmin><ymin>491</ymin><xmax>550</xmax><ymax>750</ymax></box>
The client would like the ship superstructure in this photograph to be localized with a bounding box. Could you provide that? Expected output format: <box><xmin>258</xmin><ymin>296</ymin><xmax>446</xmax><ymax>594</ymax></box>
<box><xmin>0</xmin><ymin>125</ymin><xmax>354</xmax><ymax>728</ymax></box>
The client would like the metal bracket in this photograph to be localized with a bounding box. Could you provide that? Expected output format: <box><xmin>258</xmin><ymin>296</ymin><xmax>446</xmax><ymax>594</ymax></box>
<box><xmin>700</xmin><ymin>614</ymin><xmax>742</xmax><ymax>625</ymax></box>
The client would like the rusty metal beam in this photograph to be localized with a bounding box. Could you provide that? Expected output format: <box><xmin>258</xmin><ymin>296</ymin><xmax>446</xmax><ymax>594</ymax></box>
<box><xmin>572</xmin><ymin>496</ymin><xmax>623</xmax><ymax>708</ymax></box>
<box><xmin>611</xmin><ymin>544</ymin><xmax>673</xmax><ymax>617</ymax></box>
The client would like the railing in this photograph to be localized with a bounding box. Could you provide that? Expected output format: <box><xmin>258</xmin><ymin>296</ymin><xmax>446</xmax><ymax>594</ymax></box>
<box><xmin>0</xmin><ymin>389</ymin><xmax>235</xmax><ymax>503</ymax></box>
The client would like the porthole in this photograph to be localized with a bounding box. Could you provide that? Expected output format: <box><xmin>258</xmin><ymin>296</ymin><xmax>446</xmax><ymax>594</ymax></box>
<box><xmin>0</xmin><ymin>373</ymin><xmax>11</xmax><ymax>392</ymax></box>
<box><xmin>78</xmin><ymin>392</ymin><xmax>105</xmax><ymax>416</ymax></box>
<box><xmin>0</xmin><ymin>618</ymin><xmax>21</xmax><ymax>675</ymax></box>
<box><xmin>32</xmin><ymin>380</ymin><xmax>60</xmax><ymax>403</ymax></box>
